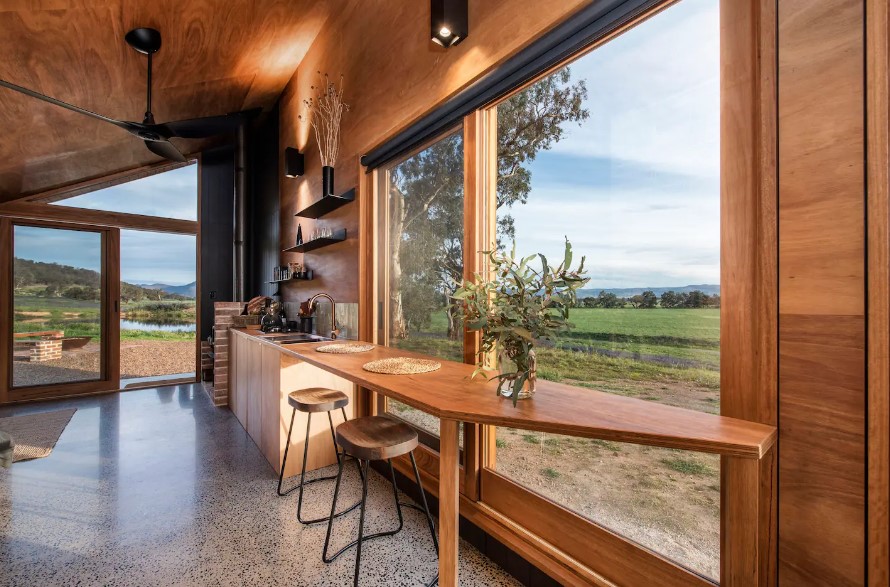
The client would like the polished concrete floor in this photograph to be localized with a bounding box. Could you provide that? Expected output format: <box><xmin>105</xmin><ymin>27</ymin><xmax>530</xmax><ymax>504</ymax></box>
<box><xmin>0</xmin><ymin>384</ymin><xmax>519</xmax><ymax>586</ymax></box>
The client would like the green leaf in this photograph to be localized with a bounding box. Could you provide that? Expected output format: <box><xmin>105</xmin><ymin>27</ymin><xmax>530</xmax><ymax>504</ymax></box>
<box><xmin>563</xmin><ymin>237</ymin><xmax>573</xmax><ymax>271</ymax></box>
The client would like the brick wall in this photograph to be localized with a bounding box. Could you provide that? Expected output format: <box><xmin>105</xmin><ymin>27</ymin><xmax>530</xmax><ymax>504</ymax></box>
<box><xmin>29</xmin><ymin>339</ymin><xmax>62</xmax><ymax>362</ymax></box>
<box><xmin>205</xmin><ymin>302</ymin><xmax>245</xmax><ymax>406</ymax></box>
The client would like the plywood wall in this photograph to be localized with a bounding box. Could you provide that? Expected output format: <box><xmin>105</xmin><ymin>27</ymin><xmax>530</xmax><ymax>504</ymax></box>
<box><xmin>276</xmin><ymin>0</ymin><xmax>588</xmax><ymax>305</ymax></box>
<box><xmin>777</xmin><ymin>0</ymin><xmax>867</xmax><ymax>584</ymax></box>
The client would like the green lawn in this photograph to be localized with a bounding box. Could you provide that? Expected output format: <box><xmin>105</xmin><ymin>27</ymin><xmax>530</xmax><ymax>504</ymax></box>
<box><xmin>13</xmin><ymin>295</ymin><xmax>195</xmax><ymax>342</ymax></box>
<box><xmin>393</xmin><ymin>307</ymin><xmax>721</xmax><ymax>392</ymax></box>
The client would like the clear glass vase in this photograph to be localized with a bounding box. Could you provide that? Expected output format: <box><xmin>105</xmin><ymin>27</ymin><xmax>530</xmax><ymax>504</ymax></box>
<box><xmin>498</xmin><ymin>348</ymin><xmax>537</xmax><ymax>400</ymax></box>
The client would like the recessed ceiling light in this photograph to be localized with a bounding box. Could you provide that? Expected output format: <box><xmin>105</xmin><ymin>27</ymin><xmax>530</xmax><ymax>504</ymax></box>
<box><xmin>431</xmin><ymin>0</ymin><xmax>467</xmax><ymax>47</ymax></box>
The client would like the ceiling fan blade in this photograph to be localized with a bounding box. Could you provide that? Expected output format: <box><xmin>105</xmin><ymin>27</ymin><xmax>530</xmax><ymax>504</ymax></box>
<box><xmin>163</xmin><ymin>108</ymin><xmax>261</xmax><ymax>138</ymax></box>
<box><xmin>144</xmin><ymin>139</ymin><xmax>187</xmax><ymax>162</ymax></box>
<box><xmin>0</xmin><ymin>78</ymin><xmax>136</xmax><ymax>133</ymax></box>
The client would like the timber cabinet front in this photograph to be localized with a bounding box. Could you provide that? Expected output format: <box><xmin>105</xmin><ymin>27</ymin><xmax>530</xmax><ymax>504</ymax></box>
<box><xmin>229</xmin><ymin>328</ymin><xmax>357</xmax><ymax>476</ymax></box>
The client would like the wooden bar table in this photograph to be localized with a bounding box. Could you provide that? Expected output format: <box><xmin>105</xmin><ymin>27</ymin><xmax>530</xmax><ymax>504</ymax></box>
<box><xmin>264</xmin><ymin>337</ymin><xmax>777</xmax><ymax>587</ymax></box>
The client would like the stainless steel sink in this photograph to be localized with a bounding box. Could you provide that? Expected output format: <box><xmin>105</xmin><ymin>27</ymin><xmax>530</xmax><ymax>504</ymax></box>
<box><xmin>270</xmin><ymin>334</ymin><xmax>329</xmax><ymax>345</ymax></box>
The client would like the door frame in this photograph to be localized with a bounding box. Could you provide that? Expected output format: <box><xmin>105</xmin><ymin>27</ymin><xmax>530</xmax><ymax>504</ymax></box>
<box><xmin>0</xmin><ymin>217</ymin><xmax>120</xmax><ymax>403</ymax></box>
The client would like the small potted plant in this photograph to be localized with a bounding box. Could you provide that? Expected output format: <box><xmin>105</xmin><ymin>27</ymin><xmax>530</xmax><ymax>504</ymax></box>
<box><xmin>452</xmin><ymin>238</ymin><xmax>589</xmax><ymax>405</ymax></box>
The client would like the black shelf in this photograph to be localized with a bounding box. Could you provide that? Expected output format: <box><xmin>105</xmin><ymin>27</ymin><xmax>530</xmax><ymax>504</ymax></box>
<box><xmin>266</xmin><ymin>275</ymin><xmax>313</xmax><ymax>284</ymax></box>
<box><xmin>295</xmin><ymin>188</ymin><xmax>355</xmax><ymax>219</ymax></box>
<box><xmin>283</xmin><ymin>228</ymin><xmax>347</xmax><ymax>253</ymax></box>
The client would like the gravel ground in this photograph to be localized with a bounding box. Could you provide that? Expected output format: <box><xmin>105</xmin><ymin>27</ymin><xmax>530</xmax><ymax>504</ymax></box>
<box><xmin>12</xmin><ymin>341</ymin><xmax>196</xmax><ymax>387</ymax></box>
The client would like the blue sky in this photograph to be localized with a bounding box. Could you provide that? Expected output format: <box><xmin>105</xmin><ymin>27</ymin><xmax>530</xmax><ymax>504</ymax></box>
<box><xmin>504</xmin><ymin>0</ymin><xmax>720</xmax><ymax>289</ymax></box>
<box><xmin>15</xmin><ymin>226</ymin><xmax>102</xmax><ymax>271</ymax></box>
<box><xmin>24</xmin><ymin>164</ymin><xmax>200</xmax><ymax>285</ymax></box>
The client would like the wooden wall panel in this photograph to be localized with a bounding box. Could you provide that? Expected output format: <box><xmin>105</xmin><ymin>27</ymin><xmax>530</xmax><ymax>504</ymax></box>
<box><xmin>720</xmin><ymin>0</ymin><xmax>778</xmax><ymax>580</ymax></box>
<box><xmin>866</xmin><ymin>1</ymin><xmax>890</xmax><ymax>584</ymax></box>
<box><xmin>778</xmin><ymin>0</ymin><xmax>866</xmax><ymax>584</ymax></box>
<box><xmin>277</xmin><ymin>0</ymin><xmax>589</xmax><ymax>306</ymax></box>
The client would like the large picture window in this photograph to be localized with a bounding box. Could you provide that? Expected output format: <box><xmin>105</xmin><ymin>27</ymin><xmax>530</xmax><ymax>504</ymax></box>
<box><xmin>484</xmin><ymin>0</ymin><xmax>720</xmax><ymax>579</ymax></box>
<box><xmin>377</xmin><ymin>128</ymin><xmax>465</xmax><ymax>441</ymax></box>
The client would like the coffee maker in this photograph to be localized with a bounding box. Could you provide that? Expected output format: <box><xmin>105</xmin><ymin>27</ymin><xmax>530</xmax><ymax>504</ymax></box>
<box><xmin>260</xmin><ymin>300</ymin><xmax>286</xmax><ymax>333</ymax></box>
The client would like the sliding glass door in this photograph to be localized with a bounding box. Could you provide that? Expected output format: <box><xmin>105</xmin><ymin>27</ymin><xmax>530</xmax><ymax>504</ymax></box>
<box><xmin>2</xmin><ymin>219</ymin><xmax>119</xmax><ymax>401</ymax></box>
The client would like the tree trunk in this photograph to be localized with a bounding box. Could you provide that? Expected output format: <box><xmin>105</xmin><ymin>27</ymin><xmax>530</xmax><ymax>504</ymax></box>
<box><xmin>446</xmin><ymin>303</ymin><xmax>461</xmax><ymax>340</ymax></box>
<box><xmin>389</xmin><ymin>185</ymin><xmax>408</xmax><ymax>339</ymax></box>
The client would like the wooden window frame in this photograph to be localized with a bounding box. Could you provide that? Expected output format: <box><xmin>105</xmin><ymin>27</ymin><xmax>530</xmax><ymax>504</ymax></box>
<box><xmin>471</xmin><ymin>1</ymin><xmax>779</xmax><ymax>585</ymax></box>
<box><xmin>369</xmin><ymin>124</ymin><xmax>482</xmax><ymax>500</ymax></box>
<box><xmin>0</xmin><ymin>217</ymin><xmax>121</xmax><ymax>403</ymax></box>
<box><xmin>0</xmin><ymin>159</ymin><xmax>203</xmax><ymax>403</ymax></box>
<box><xmin>359</xmin><ymin>0</ymin><xmax>777</xmax><ymax>583</ymax></box>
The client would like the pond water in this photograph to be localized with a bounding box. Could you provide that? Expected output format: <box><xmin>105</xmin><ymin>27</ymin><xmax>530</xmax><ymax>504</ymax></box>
<box><xmin>120</xmin><ymin>319</ymin><xmax>196</xmax><ymax>332</ymax></box>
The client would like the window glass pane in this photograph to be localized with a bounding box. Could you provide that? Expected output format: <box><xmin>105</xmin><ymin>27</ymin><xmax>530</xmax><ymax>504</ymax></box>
<box><xmin>120</xmin><ymin>230</ymin><xmax>197</xmax><ymax>386</ymax></box>
<box><xmin>381</xmin><ymin>129</ymin><xmax>464</xmax><ymax>440</ymax></box>
<box><xmin>50</xmin><ymin>164</ymin><xmax>197</xmax><ymax>221</ymax></box>
<box><xmin>488</xmin><ymin>0</ymin><xmax>720</xmax><ymax>579</ymax></box>
<box><xmin>13</xmin><ymin>226</ymin><xmax>103</xmax><ymax>387</ymax></box>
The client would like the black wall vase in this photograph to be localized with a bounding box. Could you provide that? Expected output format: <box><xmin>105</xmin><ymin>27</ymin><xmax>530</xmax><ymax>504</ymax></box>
<box><xmin>322</xmin><ymin>165</ymin><xmax>334</xmax><ymax>197</ymax></box>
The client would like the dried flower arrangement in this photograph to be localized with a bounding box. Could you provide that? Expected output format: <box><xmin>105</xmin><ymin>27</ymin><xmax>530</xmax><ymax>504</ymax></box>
<box><xmin>299</xmin><ymin>72</ymin><xmax>350</xmax><ymax>167</ymax></box>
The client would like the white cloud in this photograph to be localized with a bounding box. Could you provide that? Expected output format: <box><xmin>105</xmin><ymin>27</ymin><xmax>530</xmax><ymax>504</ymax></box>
<box><xmin>503</xmin><ymin>0</ymin><xmax>720</xmax><ymax>288</ymax></box>
<box><xmin>54</xmin><ymin>164</ymin><xmax>199</xmax><ymax>221</ymax></box>
<box><xmin>550</xmin><ymin>0</ymin><xmax>719</xmax><ymax>179</ymax></box>
<box><xmin>508</xmin><ymin>183</ymin><xmax>719</xmax><ymax>288</ymax></box>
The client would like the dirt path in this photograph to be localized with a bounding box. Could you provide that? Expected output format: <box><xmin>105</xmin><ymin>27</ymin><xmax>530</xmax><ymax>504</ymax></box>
<box><xmin>12</xmin><ymin>341</ymin><xmax>195</xmax><ymax>387</ymax></box>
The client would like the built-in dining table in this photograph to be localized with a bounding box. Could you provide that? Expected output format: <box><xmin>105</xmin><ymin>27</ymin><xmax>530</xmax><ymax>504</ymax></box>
<box><xmin>276</xmin><ymin>340</ymin><xmax>777</xmax><ymax>587</ymax></box>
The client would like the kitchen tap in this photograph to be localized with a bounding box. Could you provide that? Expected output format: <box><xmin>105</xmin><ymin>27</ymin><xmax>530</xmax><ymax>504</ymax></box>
<box><xmin>307</xmin><ymin>293</ymin><xmax>339</xmax><ymax>339</ymax></box>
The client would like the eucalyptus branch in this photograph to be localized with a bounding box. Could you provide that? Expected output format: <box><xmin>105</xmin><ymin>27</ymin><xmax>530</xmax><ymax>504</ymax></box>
<box><xmin>451</xmin><ymin>238</ymin><xmax>590</xmax><ymax>406</ymax></box>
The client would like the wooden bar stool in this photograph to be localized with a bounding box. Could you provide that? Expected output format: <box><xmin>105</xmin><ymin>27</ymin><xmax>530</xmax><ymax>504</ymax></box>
<box><xmin>277</xmin><ymin>387</ymin><xmax>362</xmax><ymax>525</ymax></box>
<box><xmin>322</xmin><ymin>415</ymin><xmax>439</xmax><ymax>587</ymax></box>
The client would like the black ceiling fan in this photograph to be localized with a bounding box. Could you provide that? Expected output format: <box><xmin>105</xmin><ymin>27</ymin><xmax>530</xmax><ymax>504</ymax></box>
<box><xmin>0</xmin><ymin>27</ymin><xmax>255</xmax><ymax>163</ymax></box>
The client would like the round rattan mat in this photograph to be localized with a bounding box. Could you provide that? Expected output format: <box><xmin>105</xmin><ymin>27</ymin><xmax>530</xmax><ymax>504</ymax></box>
<box><xmin>362</xmin><ymin>357</ymin><xmax>441</xmax><ymax>375</ymax></box>
<box><xmin>316</xmin><ymin>343</ymin><xmax>375</xmax><ymax>354</ymax></box>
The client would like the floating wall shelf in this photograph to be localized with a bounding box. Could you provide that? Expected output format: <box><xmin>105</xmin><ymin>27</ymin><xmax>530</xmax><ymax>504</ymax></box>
<box><xmin>295</xmin><ymin>188</ymin><xmax>355</xmax><ymax>219</ymax></box>
<box><xmin>266</xmin><ymin>275</ymin><xmax>313</xmax><ymax>284</ymax></box>
<box><xmin>283</xmin><ymin>228</ymin><xmax>347</xmax><ymax>254</ymax></box>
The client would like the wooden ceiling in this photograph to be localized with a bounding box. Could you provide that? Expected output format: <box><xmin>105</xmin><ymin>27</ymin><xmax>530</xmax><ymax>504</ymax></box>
<box><xmin>0</xmin><ymin>0</ymin><xmax>333</xmax><ymax>202</ymax></box>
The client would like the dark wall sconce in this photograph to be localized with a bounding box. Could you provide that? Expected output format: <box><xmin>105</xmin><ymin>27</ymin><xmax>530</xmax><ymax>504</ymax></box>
<box><xmin>431</xmin><ymin>0</ymin><xmax>468</xmax><ymax>47</ymax></box>
<box><xmin>284</xmin><ymin>147</ymin><xmax>305</xmax><ymax>178</ymax></box>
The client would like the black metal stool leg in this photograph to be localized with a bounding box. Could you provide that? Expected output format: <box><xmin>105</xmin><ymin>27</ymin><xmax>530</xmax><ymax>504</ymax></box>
<box><xmin>277</xmin><ymin>408</ymin><xmax>298</xmax><ymax>496</ymax></box>
<box><xmin>296</xmin><ymin>412</ymin><xmax>363</xmax><ymax>525</ymax></box>
<box><xmin>352</xmin><ymin>459</ymin><xmax>371</xmax><ymax>587</ymax></box>
<box><xmin>322</xmin><ymin>457</ymin><xmax>411</xmax><ymax>563</ymax></box>
<box><xmin>328</xmin><ymin>411</ymin><xmax>342</xmax><ymax>466</ymax></box>
<box><xmin>323</xmin><ymin>456</ymin><xmax>347</xmax><ymax>563</ymax></box>
<box><xmin>387</xmin><ymin>459</ymin><xmax>405</xmax><ymax>533</ymax></box>
<box><xmin>296</xmin><ymin>412</ymin><xmax>314</xmax><ymax>522</ymax></box>
<box><xmin>341</xmin><ymin>407</ymin><xmax>365</xmax><ymax>483</ymax></box>
<box><xmin>410</xmin><ymin>451</ymin><xmax>440</xmax><ymax>587</ymax></box>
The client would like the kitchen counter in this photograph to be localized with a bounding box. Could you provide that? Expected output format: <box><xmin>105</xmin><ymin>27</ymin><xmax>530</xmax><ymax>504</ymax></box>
<box><xmin>227</xmin><ymin>328</ymin><xmax>356</xmax><ymax>479</ymax></box>
<box><xmin>229</xmin><ymin>327</ymin><xmax>777</xmax><ymax>587</ymax></box>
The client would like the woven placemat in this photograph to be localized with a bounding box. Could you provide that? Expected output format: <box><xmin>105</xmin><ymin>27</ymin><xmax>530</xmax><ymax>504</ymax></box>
<box><xmin>316</xmin><ymin>343</ymin><xmax>375</xmax><ymax>354</ymax></box>
<box><xmin>362</xmin><ymin>357</ymin><xmax>441</xmax><ymax>375</ymax></box>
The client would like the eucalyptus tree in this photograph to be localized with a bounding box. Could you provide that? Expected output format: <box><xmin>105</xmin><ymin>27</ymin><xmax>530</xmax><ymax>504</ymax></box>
<box><xmin>387</xmin><ymin>68</ymin><xmax>589</xmax><ymax>340</ymax></box>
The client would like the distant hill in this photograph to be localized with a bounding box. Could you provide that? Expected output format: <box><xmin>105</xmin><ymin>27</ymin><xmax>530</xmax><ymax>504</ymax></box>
<box><xmin>138</xmin><ymin>281</ymin><xmax>197</xmax><ymax>298</ymax></box>
<box><xmin>13</xmin><ymin>258</ymin><xmax>191</xmax><ymax>301</ymax></box>
<box><xmin>578</xmin><ymin>284</ymin><xmax>720</xmax><ymax>298</ymax></box>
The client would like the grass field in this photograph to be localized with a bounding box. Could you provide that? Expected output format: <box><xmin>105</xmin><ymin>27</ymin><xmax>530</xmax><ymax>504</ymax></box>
<box><xmin>14</xmin><ymin>295</ymin><xmax>196</xmax><ymax>341</ymax></box>
<box><xmin>394</xmin><ymin>307</ymin><xmax>721</xmax><ymax>398</ymax></box>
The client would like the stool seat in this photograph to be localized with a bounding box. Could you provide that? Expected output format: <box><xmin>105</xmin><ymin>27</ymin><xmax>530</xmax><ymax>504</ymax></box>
<box><xmin>336</xmin><ymin>416</ymin><xmax>418</xmax><ymax>461</ymax></box>
<box><xmin>288</xmin><ymin>388</ymin><xmax>349</xmax><ymax>413</ymax></box>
